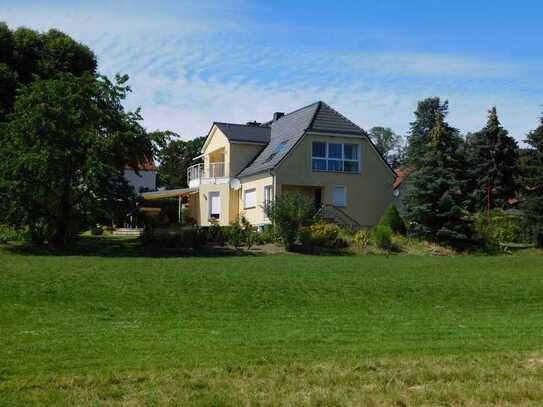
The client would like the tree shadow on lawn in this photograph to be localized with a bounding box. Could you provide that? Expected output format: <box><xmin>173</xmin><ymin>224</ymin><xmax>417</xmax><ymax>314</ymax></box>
<box><xmin>3</xmin><ymin>236</ymin><xmax>269</xmax><ymax>258</ymax></box>
<box><xmin>3</xmin><ymin>237</ymin><xmax>358</xmax><ymax>258</ymax></box>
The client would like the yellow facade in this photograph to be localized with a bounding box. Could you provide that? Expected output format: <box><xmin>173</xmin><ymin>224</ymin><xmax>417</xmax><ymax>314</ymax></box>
<box><xmin>190</xmin><ymin>128</ymin><xmax>394</xmax><ymax>228</ymax></box>
<box><xmin>275</xmin><ymin>133</ymin><xmax>394</xmax><ymax>226</ymax></box>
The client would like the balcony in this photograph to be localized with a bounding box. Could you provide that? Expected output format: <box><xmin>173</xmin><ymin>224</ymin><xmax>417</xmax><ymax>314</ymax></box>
<box><xmin>187</xmin><ymin>162</ymin><xmax>226</xmax><ymax>188</ymax></box>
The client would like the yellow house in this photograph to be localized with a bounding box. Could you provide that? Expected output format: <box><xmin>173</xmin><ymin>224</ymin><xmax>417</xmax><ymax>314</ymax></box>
<box><xmin>144</xmin><ymin>102</ymin><xmax>396</xmax><ymax>228</ymax></box>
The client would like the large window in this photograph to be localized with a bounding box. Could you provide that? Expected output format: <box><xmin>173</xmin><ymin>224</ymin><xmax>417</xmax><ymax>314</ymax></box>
<box><xmin>263</xmin><ymin>185</ymin><xmax>273</xmax><ymax>219</ymax></box>
<box><xmin>312</xmin><ymin>142</ymin><xmax>360</xmax><ymax>173</ymax></box>
<box><xmin>243</xmin><ymin>188</ymin><xmax>256</xmax><ymax>209</ymax></box>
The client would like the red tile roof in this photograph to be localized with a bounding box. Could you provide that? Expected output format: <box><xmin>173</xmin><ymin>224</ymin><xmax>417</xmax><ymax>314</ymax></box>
<box><xmin>125</xmin><ymin>160</ymin><xmax>157</xmax><ymax>171</ymax></box>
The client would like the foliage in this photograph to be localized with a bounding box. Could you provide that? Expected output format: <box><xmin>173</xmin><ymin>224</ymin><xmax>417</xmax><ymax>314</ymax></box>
<box><xmin>90</xmin><ymin>225</ymin><xmax>104</xmax><ymax>236</ymax></box>
<box><xmin>254</xmin><ymin>225</ymin><xmax>280</xmax><ymax>245</ymax></box>
<box><xmin>265</xmin><ymin>192</ymin><xmax>314</xmax><ymax>250</ymax></box>
<box><xmin>0</xmin><ymin>73</ymin><xmax>165</xmax><ymax>247</ymax></box>
<box><xmin>299</xmin><ymin>223</ymin><xmax>349</xmax><ymax>249</ymax></box>
<box><xmin>405</xmin><ymin>97</ymin><xmax>451</xmax><ymax>167</ymax></box>
<box><xmin>0</xmin><ymin>224</ymin><xmax>26</xmax><ymax>243</ymax></box>
<box><xmin>0</xmin><ymin>23</ymin><xmax>97</xmax><ymax>122</ymax></box>
<box><xmin>403</xmin><ymin>112</ymin><xmax>473</xmax><ymax>250</ymax></box>
<box><xmin>473</xmin><ymin>210</ymin><xmax>527</xmax><ymax>252</ymax></box>
<box><xmin>373</xmin><ymin>224</ymin><xmax>393</xmax><ymax>251</ymax></box>
<box><xmin>207</xmin><ymin>220</ymin><xmax>226</xmax><ymax>245</ymax></box>
<box><xmin>522</xmin><ymin>112</ymin><xmax>543</xmax><ymax>247</ymax></box>
<box><xmin>352</xmin><ymin>229</ymin><xmax>370</xmax><ymax>249</ymax></box>
<box><xmin>369</xmin><ymin>126</ymin><xmax>404</xmax><ymax>167</ymax></box>
<box><xmin>227</xmin><ymin>216</ymin><xmax>256</xmax><ymax>249</ymax></box>
<box><xmin>141</xmin><ymin>226</ymin><xmax>207</xmax><ymax>250</ymax></box>
<box><xmin>466</xmin><ymin>107</ymin><xmax>519</xmax><ymax>211</ymax></box>
<box><xmin>379</xmin><ymin>204</ymin><xmax>406</xmax><ymax>235</ymax></box>
<box><xmin>157</xmin><ymin>135</ymin><xmax>206</xmax><ymax>189</ymax></box>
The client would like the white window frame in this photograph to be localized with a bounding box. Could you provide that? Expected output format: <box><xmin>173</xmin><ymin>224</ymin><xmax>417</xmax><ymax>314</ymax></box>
<box><xmin>208</xmin><ymin>191</ymin><xmax>221</xmax><ymax>220</ymax></box>
<box><xmin>263</xmin><ymin>185</ymin><xmax>273</xmax><ymax>219</ymax></box>
<box><xmin>312</xmin><ymin>142</ymin><xmax>360</xmax><ymax>173</ymax></box>
<box><xmin>243</xmin><ymin>188</ymin><xmax>257</xmax><ymax>209</ymax></box>
<box><xmin>332</xmin><ymin>185</ymin><xmax>347</xmax><ymax>207</ymax></box>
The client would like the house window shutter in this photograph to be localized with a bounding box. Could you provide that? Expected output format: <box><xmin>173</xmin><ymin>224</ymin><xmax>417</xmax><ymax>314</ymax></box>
<box><xmin>244</xmin><ymin>188</ymin><xmax>256</xmax><ymax>209</ymax></box>
<box><xmin>209</xmin><ymin>191</ymin><xmax>221</xmax><ymax>219</ymax></box>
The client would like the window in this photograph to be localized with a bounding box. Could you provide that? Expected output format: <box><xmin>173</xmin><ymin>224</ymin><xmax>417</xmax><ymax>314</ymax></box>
<box><xmin>263</xmin><ymin>185</ymin><xmax>273</xmax><ymax>219</ymax></box>
<box><xmin>263</xmin><ymin>185</ymin><xmax>273</xmax><ymax>207</ymax></box>
<box><xmin>209</xmin><ymin>191</ymin><xmax>221</xmax><ymax>220</ymax></box>
<box><xmin>311</xmin><ymin>142</ymin><xmax>360</xmax><ymax>173</ymax></box>
<box><xmin>333</xmin><ymin>185</ymin><xmax>347</xmax><ymax>207</ymax></box>
<box><xmin>244</xmin><ymin>188</ymin><xmax>256</xmax><ymax>209</ymax></box>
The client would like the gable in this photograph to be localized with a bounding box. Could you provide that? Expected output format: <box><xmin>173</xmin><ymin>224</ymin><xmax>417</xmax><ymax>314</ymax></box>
<box><xmin>239</xmin><ymin>101</ymin><xmax>378</xmax><ymax>178</ymax></box>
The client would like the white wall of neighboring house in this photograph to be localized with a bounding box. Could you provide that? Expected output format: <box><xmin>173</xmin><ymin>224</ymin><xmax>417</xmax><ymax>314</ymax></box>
<box><xmin>124</xmin><ymin>169</ymin><xmax>157</xmax><ymax>193</ymax></box>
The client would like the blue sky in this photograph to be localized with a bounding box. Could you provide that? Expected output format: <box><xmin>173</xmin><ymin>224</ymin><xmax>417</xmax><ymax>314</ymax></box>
<box><xmin>2</xmin><ymin>0</ymin><xmax>543</xmax><ymax>142</ymax></box>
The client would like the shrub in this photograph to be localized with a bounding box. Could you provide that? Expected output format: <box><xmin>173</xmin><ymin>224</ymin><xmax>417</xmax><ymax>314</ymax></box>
<box><xmin>141</xmin><ymin>226</ymin><xmax>207</xmax><ymax>250</ymax></box>
<box><xmin>473</xmin><ymin>210</ymin><xmax>528</xmax><ymax>252</ymax></box>
<box><xmin>373</xmin><ymin>224</ymin><xmax>393</xmax><ymax>251</ymax></box>
<box><xmin>353</xmin><ymin>229</ymin><xmax>370</xmax><ymax>249</ymax></box>
<box><xmin>90</xmin><ymin>225</ymin><xmax>104</xmax><ymax>236</ymax></box>
<box><xmin>298</xmin><ymin>223</ymin><xmax>349</xmax><ymax>249</ymax></box>
<box><xmin>227</xmin><ymin>216</ymin><xmax>256</xmax><ymax>249</ymax></box>
<box><xmin>379</xmin><ymin>204</ymin><xmax>406</xmax><ymax>235</ymax></box>
<box><xmin>207</xmin><ymin>221</ymin><xmax>226</xmax><ymax>245</ymax></box>
<box><xmin>0</xmin><ymin>224</ymin><xmax>26</xmax><ymax>243</ymax></box>
<box><xmin>265</xmin><ymin>193</ymin><xmax>314</xmax><ymax>251</ymax></box>
<box><xmin>254</xmin><ymin>225</ymin><xmax>280</xmax><ymax>245</ymax></box>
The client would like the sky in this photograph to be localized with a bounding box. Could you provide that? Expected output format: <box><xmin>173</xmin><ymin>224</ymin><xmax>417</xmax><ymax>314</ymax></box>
<box><xmin>2</xmin><ymin>0</ymin><xmax>543</xmax><ymax>143</ymax></box>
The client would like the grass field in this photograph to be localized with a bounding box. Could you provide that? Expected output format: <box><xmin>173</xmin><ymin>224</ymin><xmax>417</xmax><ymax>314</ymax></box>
<box><xmin>1</xmin><ymin>238</ymin><xmax>543</xmax><ymax>405</ymax></box>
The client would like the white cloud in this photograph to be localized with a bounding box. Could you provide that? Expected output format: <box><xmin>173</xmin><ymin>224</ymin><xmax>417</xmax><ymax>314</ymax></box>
<box><xmin>2</xmin><ymin>2</ymin><xmax>541</xmax><ymax>143</ymax></box>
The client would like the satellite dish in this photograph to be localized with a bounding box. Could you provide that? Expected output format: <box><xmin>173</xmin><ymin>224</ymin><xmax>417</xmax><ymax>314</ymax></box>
<box><xmin>230</xmin><ymin>178</ymin><xmax>241</xmax><ymax>190</ymax></box>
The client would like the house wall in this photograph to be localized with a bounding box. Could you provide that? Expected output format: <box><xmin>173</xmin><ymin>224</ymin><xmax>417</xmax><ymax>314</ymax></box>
<box><xmin>196</xmin><ymin>183</ymin><xmax>232</xmax><ymax>226</ymax></box>
<box><xmin>274</xmin><ymin>133</ymin><xmax>394</xmax><ymax>227</ymax></box>
<box><xmin>123</xmin><ymin>169</ymin><xmax>157</xmax><ymax>193</ymax></box>
<box><xmin>238</xmin><ymin>175</ymin><xmax>274</xmax><ymax>226</ymax></box>
<box><xmin>229</xmin><ymin>143</ymin><xmax>265</xmax><ymax>177</ymax></box>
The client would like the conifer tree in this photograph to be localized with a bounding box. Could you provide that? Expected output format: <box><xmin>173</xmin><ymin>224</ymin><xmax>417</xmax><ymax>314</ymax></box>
<box><xmin>406</xmin><ymin>97</ymin><xmax>451</xmax><ymax>167</ymax></box>
<box><xmin>467</xmin><ymin>107</ymin><xmax>519</xmax><ymax>211</ymax></box>
<box><xmin>404</xmin><ymin>112</ymin><xmax>472</xmax><ymax>249</ymax></box>
<box><xmin>523</xmin><ymin>113</ymin><xmax>543</xmax><ymax>246</ymax></box>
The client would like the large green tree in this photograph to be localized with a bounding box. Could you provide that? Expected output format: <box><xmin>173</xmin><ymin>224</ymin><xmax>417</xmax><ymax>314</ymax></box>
<box><xmin>522</xmin><ymin>113</ymin><xmax>543</xmax><ymax>246</ymax></box>
<box><xmin>0</xmin><ymin>23</ymin><xmax>96</xmax><ymax>121</ymax></box>
<box><xmin>0</xmin><ymin>73</ymin><xmax>163</xmax><ymax>247</ymax></box>
<box><xmin>403</xmin><ymin>112</ymin><xmax>472</xmax><ymax>249</ymax></box>
<box><xmin>467</xmin><ymin>107</ymin><xmax>519</xmax><ymax>211</ymax></box>
<box><xmin>369</xmin><ymin>126</ymin><xmax>404</xmax><ymax>167</ymax></box>
<box><xmin>405</xmin><ymin>97</ymin><xmax>451</xmax><ymax>167</ymax></box>
<box><xmin>157</xmin><ymin>136</ymin><xmax>206</xmax><ymax>189</ymax></box>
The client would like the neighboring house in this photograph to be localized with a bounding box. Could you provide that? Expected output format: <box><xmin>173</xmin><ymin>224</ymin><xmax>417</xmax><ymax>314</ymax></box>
<box><xmin>392</xmin><ymin>166</ymin><xmax>414</xmax><ymax>213</ymax></box>
<box><xmin>124</xmin><ymin>161</ymin><xmax>157</xmax><ymax>193</ymax></box>
<box><xmin>143</xmin><ymin>101</ymin><xmax>396</xmax><ymax>228</ymax></box>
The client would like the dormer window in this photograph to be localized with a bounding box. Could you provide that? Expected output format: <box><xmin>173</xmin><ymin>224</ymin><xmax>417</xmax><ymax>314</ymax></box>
<box><xmin>312</xmin><ymin>141</ymin><xmax>360</xmax><ymax>173</ymax></box>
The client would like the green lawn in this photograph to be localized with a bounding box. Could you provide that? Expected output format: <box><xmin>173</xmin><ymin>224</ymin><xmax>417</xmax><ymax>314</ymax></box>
<box><xmin>1</xmin><ymin>238</ymin><xmax>543</xmax><ymax>405</ymax></box>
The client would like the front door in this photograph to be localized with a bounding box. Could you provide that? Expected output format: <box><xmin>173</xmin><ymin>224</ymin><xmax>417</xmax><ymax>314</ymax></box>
<box><xmin>314</xmin><ymin>188</ymin><xmax>322</xmax><ymax>213</ymax></box>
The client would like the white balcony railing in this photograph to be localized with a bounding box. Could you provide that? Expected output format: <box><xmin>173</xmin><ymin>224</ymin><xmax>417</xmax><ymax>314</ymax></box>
<box><xmin>187</xmin><ymin>162</ymin><xmax>226</xmax><ymax>188</ymax></box>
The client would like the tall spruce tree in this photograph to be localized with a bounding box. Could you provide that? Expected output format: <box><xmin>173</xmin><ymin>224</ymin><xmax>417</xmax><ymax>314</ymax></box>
<box><xmin>406</xmin><ymin>97</ymin><xmax>450</xmax><ymax>167</ymax></box>
<box><xmin>467</xmin><ymin>107</ymin><xmax>519</xmax><ymax>211</ymax></box>
<box><xmin>403</xmin><ymin>112</ymin><xmax>472</xmax><ymax>249</ymax></box>
<box><xmin>523</xmin><ymin>113</ymin><xmax>543</xmax><ymax>246</ymax></box>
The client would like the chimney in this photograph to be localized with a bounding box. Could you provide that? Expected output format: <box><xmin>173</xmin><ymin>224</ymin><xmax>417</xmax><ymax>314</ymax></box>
<box><xmin>273</xmin><ymin>112</ymin><xmax>285</xmax><ymax>121</ymax></box>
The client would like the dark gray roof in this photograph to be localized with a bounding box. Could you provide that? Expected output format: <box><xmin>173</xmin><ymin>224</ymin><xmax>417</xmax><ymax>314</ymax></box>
<box><xmin>238</xmin><ymin>101</ymin><xmax>367</xmax><ymax>177</ymax></box>
<box><xmin>214</xmin><ymin>122</ymin><xmax>270</xmax><ymax>144</ymax></box>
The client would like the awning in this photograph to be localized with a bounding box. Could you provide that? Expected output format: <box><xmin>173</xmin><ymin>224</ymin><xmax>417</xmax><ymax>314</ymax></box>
<box><xmin>141</xmin><ymin>187</ymin><xmax>198</xmax><ymax>201</ymax></box>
